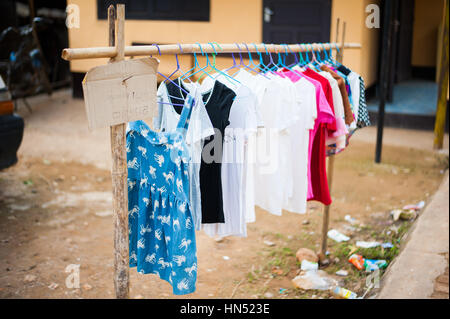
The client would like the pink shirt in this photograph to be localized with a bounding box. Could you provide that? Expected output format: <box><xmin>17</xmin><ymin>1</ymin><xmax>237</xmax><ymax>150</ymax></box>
<box><xmin>278</xmin><ymin>68</ymin><xmax>335</xmax><ymax>204</ymax></box>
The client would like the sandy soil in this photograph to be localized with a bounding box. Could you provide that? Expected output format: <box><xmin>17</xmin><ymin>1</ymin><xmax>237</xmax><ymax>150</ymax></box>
<box><xmin>0</xmin><ymin>90</ymin><xmax>448</xmax><ymax>299</ymax></box>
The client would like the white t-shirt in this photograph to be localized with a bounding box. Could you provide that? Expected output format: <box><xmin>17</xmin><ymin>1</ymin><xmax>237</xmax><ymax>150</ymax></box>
<box><xmin>202</xmin><ymin>84</ymin><xmax>258</xmax><ymax>237</ymax></box>
<box><xmin>319</xmin><ymin>71</ymin><xmax>347</xmax><ymax>150</ymax></box>
<box><xmin>347</xmin><ymin>71</ymin><xmax>361</xmax><ymax>125</ymax></box>
<box><xmin>283</xmin><ymin>77</ymin><xmax>317</xmax><ymax>214</ymax></box>
<box><xmin>155</xmin><ymin>80</ymin><xmax>215</xmax><ymax>230</ymax></box>
<box><xmin>251</xmin><ymin>73</ymin><xmax>299</xmax><ymax>216</ymax></box>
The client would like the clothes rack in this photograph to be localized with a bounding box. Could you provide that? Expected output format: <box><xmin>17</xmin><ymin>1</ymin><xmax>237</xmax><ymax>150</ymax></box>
<box><xmin>61</xmin><ymin>4</ymin><xmax>362</xmax><ymax>298</ymax></box>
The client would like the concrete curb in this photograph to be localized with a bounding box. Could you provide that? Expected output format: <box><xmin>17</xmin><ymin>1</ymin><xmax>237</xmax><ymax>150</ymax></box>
<box><xmin>377</xmin><ymin>171</ymin><xmax>449</xmax><ymax>299</ymax></box>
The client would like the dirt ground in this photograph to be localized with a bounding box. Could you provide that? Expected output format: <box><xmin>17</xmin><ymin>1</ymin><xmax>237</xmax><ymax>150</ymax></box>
<box><xmin>0</xmin><ymin>90</ymin><xmax>448</xmax><ymax>299</ymax></box>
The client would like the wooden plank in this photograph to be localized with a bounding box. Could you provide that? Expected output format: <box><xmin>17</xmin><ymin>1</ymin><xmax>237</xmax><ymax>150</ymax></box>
<box><xmin>108</xmin><ymin>4</ymin><xmax>129</xmax><ymax>299</ymax></box>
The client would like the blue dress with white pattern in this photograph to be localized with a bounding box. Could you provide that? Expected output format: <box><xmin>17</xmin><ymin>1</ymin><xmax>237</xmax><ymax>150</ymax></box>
<box><xmin>126</xmin><ymin>94</ymin><xmax>197</xmax><ymax>295</ymax></box>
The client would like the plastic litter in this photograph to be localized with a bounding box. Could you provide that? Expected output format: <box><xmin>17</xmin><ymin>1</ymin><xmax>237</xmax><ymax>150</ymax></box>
<box><xmin>301</xmin><ymin>260</ymin><xmax>319</xmax><ymax>271</ymax></box>
<box><xmin>327</xmin><ymin>229</ymin><xmax>350</xmax><ymax>242</ymax></box>
<box><xmin>332</xmin><ymin>286</ymin><xmax>357</xmax><ymax>299</ymax></box>
<box><xmin>391</xmin><ymin>209</ymin><xmax>403</xmax><ymax>221</ymax></box>
<box><xmin>364</xmin><ymin>259</ymin><xmax>388</xmax><ymax>272</ymax></box>
<box><xmin>391</xmin><ymin>208</ymin><xmax>418</xmax><ymax>221</ymax></box>
<box><xmin>279</xmin><ymin>288</ymin><xmax>288</xmax><ymax>294</ymax></box>
<box><xmin>381</xmin><ymin>242</ymin><xmax>394</xmax><ymax>249</ymax></box>
<box><xmin>348</xmin><ymin>254</ymin><xmax>365</xmax><ymax>270</ymax></box>
<box><xmin>356</xmin><ymin>241</ymin><xmax>381</xmax><ymax>248</ymax></box>
<box><xmin>263</xmin><ymin>240</ymin><xmax>275</xmax><ymax>247</ymax></box>
<box><xmin>344</xmin><ymin>215</ymin><xmax>358</xmax><ymax>225</ymax></box>
<box><xmin>402</xmin><ymin>201</ymin><xmax>425</xmax><ymax>211</ymax></box>
<box><xmin>335</xmin><ymin>269</ymin><xmax>349</xmax><ymax>277</ymax></box>
<box><xmin>399</xmin><ymin>210</ymin><xmax>417</xmax><ymax>220</ymax></box>
<box><xmin>292</xmin><ymin>270</ymin><xmax>339</xmax><ymax>291</ymax></box>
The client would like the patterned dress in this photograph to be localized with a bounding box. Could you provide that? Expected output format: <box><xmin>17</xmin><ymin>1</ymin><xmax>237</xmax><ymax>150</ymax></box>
<box><xmin>126</xmin><ymin>94</ymin><xmax>197</xmax><ymax>295</ymax></box>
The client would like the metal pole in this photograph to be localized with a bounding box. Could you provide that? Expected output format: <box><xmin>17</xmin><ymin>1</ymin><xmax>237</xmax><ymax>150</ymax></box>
<box><xmin>375</xmin><ymin>0</ymin><xmax>394</xmax><ymax>163</ymax></box>
<box><xmin>434</xmin><ymin>0</ymin><xmax>449</xmax><ymax>150</ymax></box>
<box><xmin>109</xmin><ymin>4</ymin><xmax>129</xmax><ymax>299</ymax></box>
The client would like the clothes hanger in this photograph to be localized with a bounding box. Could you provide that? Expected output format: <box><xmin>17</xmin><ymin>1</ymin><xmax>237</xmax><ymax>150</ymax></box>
<box><xmin>249</xmin><ymin>43</ymin><xmax>271</xmax><ymax>79</ymax></box>
<box><xmin>196</xmin><ymin>43</ymin><xmax>216</xmax><ymax>83</ymax></box>
<box><xmin>309</xmin><ymin>44</ymin><xmax>321</xmax><ymax>70</ymax></box>
<box><xmin>288</xmin><ymin>43</ymin><xmax>305</xmax><ymax>69</ymax></box>
<box><xmin>329</xmin><ymin>42</ymin><xmax>341</xmax><ymax>67</ymax></box>
<box><xmin>291</xmin><ymin>43</ymin><xmax>308</xmax><ymax>72</ymax></box>
<box><xmin>183</xmin><ymin>43</ymin><xmax>213</xmax><ymax>83</ymax></box>
<box><xmin>278</xmin><ymin>44</ymin><xmax>304</xmax><ymax>78</ymax></box>
<box><xmin>240</xmin><ymin>42</ymin><xmax>260</xmax><ymax>74</ymax></box>
<box><xmin>174</xmin><ymin>43</ymin><xmax>193</xmax><ymax>84</ymax></box>
<box><xmin>320</xmin><ymin>43</ymin><xmax>328</xmax><ymax>64</ymax></box>
<box><xmin>321</xmin><ymin>43</ymin><xmax>334</xmax><ymax>68</ymax></box>
<box><xmin>199</xmin><ymin>42</ymin><xmax>239</xmax><ymax>85</ymax></box>
<box><xmin>180</xmin><ymin>48</ymin><xmax>199</xmax><ymax>82</ymax></box>
<box><xmin>228</xmin><ymin>43</ymin><xmax>245</xmax><ymax>77</ymax></box>
<box><xmin>150</xmin><ymin>43</ymin><xmax>188</xmax><ymax>107</ymax></box>
<box><xmin>164</xmin><ymin>44</ymin><xmax>182</xmax><ymax>83</ymax></box>
<box><xmin>209</xmin><ymin>42</ymin><xmax>241</xmax><ymax>85</ymax></box>
<box><xmin>224</xmin><ymin>44</ymin><xmax>239</xmax><ymax>74</ymax></box>
<box><xmin>261</xmin><ymin>43</ymin><xmax>278</xmax><ymax>75</ymax></box>
<box><xmin>252</xmin><ymin>43</ymin><xmax>266</xmax><ymax>71</ymax></box>
<box><xmin>304</xmin><ymin>43</ymin><xmax>320</xmax><ymax>71</ymax></box>
<box><xmin>269</xmin><ymin>45</ymin><xmax>284</xmax><ymax>72</ymax></box>
<box><xmin>298</xmin><ymin>44</ymin><xmax>307</xmax><ymax>67</ymax></box>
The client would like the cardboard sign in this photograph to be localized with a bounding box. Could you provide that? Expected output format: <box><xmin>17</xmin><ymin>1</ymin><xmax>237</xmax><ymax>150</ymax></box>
<box><xmin>82</xmin><ymin>57</ymin><xmax>159</xmax><ymax>129</ymax></box>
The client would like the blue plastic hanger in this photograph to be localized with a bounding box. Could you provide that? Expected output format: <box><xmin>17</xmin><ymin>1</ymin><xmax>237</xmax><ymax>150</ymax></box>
<box><xmin>191</xmin><ymin>43</ymin><xmax>215</xmax><ymax>83</ymax></box>
<box><xmin>210</xmin><ymin>42</ymin><xmax>241</xmax><ymax>85</ymax></box>
<box><xmin>197</xmin><ymin>43</ymin><xmax>216</xmax><ymax>83</ymax></box>
<box><xmin>252</xmin><ymin>43</ymin><xmax>265</xmax><ymax>71</ymax></box>
<box><xmin>240</xmin><ymin>43</ymin><xmax>260</xmax><ymax>75</ymax></box>
<box><xmin>279</xmin><ymin>44</ymin><xmax>304</xmax><ymax>78</ymax></box>
<box><xmin>180</xmin><ymin>50</ymin><xmax>199</xmax><ymax>82</ymax></box>
<box><xmin>249</xmin><ymin>43</ymin><xmax>271</xmax><ymax>79</ymax></box>
<box><xmin>303</xmin><ymin>44</ymin><xmax>311</xmax><ymax>65</ymax></box>
<box><xmin>330</xmin><ymin>42</ymin><xmax>341</xmax><ymax>67</ymax></box>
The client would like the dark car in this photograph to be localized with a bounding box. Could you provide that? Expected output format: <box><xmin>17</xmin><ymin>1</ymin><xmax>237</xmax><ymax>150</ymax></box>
<box><xmin>0</xmin><ymin>74</ymin><xmax>24</xmax><ymax>170</ymax></box>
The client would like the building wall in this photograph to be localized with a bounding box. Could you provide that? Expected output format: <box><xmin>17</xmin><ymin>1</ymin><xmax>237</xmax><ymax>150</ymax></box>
<box><xmin>330</xmin><ymin>0</ymin><xmax>380</xmax><ymax>87</ymax></box>
<box><xmin>411</xmin><ymin>0</ymin><xmax>445</xmax><ymax>67</ymax></box>
<box><xmin>67</xmin><ymin>0</ymin><xmax>378</xmax><ymax>86</ymax></box>
<box><xmin>67</xmin><ymin>0</ymin><xmax>263</xmax><ymax>75</ymax></box>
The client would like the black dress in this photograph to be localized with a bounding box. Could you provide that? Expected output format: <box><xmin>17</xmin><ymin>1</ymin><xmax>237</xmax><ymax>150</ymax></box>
<box><xmin>166</xmin><ymin>78</ymin><xmax>236</xmax><ymax>223</ymax></box>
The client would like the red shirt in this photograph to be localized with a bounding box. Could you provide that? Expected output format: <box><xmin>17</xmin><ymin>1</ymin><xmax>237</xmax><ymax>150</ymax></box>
<box><xmin>302</xmin><ymin>68</ymin><xmax>336</xmax><ymax>206</ymax></box>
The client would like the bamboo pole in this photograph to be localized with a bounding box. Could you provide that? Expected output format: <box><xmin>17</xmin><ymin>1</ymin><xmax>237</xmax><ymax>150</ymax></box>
<box><xmin>109</xmin><ymin>4</ymin><xmax>129</xmax><ymax>299</ymax></box>
<box><xmin>433</xmin><ymin>0</ymin><xmax>449</xmax><ymax>150</ymax></box>
<box><xmin>61</xmin><ymin>42</ymin><xmax>362</xmax><ymax>61</ymax></box>
<box><xmin>318</xmin><ymin>21</ymin><xmax>346</xmax><ymax>263</ymax></box>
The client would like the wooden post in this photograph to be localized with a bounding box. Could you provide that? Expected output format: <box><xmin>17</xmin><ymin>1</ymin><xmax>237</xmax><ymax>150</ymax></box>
<box><xmin>434</xmin><ymin>0</ymin><xmax>449</xmax><ymax>150</ymax></box>
<box><xmin>319</xmin><ymin>21</ymin><xmax>345</xmax><ymax>263</ymax></box>
<box><xmin>109</xmin><ymin>4</ymin><xmax>129</xmax><ymax>299</ymax></box>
